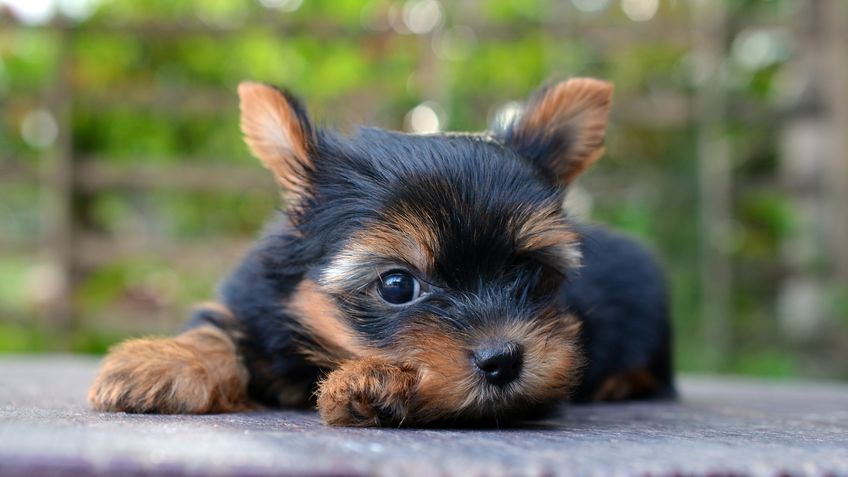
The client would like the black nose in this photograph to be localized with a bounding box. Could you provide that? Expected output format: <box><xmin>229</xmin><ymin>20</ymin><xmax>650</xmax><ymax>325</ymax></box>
<box><xmin>472</xmin><ymin>342</ymin><xmax>523</xmax><ymax>387</ymax></box>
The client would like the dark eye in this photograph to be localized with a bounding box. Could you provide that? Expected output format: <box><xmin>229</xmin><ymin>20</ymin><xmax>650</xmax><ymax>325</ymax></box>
<box><xmin>377</xmin><ymin>270</ymin><xmax>425</xmax><ymax>305</ymax></box>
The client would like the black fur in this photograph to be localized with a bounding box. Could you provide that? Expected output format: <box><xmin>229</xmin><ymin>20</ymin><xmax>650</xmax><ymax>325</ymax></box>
<box><xmin>566</xmin><ymin>225</ymin><xmax>674</xmax><ymax>401</ymax></box>
<box><xmin>189</xmin><ymin>124</ymin><xmax>674</xmax><ymax>412</ymax></box>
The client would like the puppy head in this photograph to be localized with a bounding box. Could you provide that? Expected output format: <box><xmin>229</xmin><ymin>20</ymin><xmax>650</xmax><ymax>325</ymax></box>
<box><xmin>238</xmin><ymin>78</ymin><xmax>613</xmax><ymax>421</ymax></box>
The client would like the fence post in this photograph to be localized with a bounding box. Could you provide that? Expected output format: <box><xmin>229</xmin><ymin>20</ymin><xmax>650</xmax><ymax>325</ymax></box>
<box><xmin>692</xmin><ymin>0</ymin><xmax>731</xmax><ymax>368</ymax></box>
<box><xmin>823</xmin><ymin>0</ymin><xmax>848</xmax><ymax>285</ymax></box>
<box><xmin>39</xmin><ymin>25</ymin><xmax>76</xmax><ymax>346</ymax></box>
<box><xmin>778</xmin><ymin>0</ymin><xmax>847</xmax><ymax>338</ymax></box>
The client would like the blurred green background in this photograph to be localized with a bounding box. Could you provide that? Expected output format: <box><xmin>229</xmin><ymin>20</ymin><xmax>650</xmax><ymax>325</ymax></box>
<box><xmin>1</xmin><ymin>0</ymin><xmax>847</xmax><ymax>380</ymax></box>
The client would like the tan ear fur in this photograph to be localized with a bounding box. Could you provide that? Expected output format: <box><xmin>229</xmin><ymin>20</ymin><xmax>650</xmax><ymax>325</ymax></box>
<box><xmin>238</xmin><ymin>81</ymin><xmax>313</xmax><ymax>197</ymax></box>
<box><xmin>508</xmin><ymin>78</ymin><xmax>613</xmax><ymax>185</ymax></box>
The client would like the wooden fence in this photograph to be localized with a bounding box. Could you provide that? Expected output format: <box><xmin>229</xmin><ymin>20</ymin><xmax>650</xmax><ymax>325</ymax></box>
<box><xmin>1</xmin><ymin>0</ymin><xmax>846</xmax><ymax>358</ymax></box>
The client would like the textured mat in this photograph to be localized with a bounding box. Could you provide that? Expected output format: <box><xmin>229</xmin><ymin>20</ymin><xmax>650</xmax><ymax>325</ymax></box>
<box><xmin>1</xmin><ymin>355</ymin><xmax>846</xmax><ymax>477</ymax></box>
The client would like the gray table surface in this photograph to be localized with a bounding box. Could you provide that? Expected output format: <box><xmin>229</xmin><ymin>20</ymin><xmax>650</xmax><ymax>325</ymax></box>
<box><xmin>0</xmin><ymin>355</ymin><xmax>846</xmax><ymax>477</ymax></box>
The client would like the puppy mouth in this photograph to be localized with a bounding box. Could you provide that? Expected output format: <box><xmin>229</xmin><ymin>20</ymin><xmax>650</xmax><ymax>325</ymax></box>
<box><xmin>463</xmin><ymin>372</ymin><xmax>533</xmax><ymax>417</ymax></box>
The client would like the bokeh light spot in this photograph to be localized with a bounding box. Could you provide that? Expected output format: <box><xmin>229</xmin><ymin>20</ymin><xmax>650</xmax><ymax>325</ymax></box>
<box><xmin>21</xmin><ymin>110</ymin><xmax>59</xmax><ymax>150</ymax></box>
<box><xmin>571</xmin><ymin>0</ymin><xmax>611</xmax><ymax>14</ymax></box>
<box><xmin>621</xmin><ymin>0</ymin><xmax>658</xmax><ymax>22</ymax></box>
<box><xmin>0</xmin><ymin>0</ymin><xmax>55</xmax><ymax>25</ymax></box>
<box><xmin>405</xmin><ymin>102</ymin><xmax>443</xmax><ymax>134</ymax></box>
<box><xmin>259</xmin><ymin>0</ymin><xmax>303</xmax><ymax>13</ymax></box>
<box><xmin>433</xmin><ymin>25</ymin><xmax>477</xmax><ymax>61</ymax></box>
<box><xmin>402</xmin><ymin>0</ymin><xmax>444</xmax><ymax>35</ymax></box>
<box><xmin>731</xmin><ymin>28</ymin><xmax>790</xmax><ymax>72</ymax></box>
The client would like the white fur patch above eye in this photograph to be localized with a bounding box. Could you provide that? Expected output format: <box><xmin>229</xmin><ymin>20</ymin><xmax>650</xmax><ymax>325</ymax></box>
<box><xmin>319</xmin><ymin>247</ymin><xmax>373</xmax><ymax>292</ymax></box>
<box><xmin>318</xmin><ymin>222</ymin><xmax>436</xmax><ymax>294</ymax></box>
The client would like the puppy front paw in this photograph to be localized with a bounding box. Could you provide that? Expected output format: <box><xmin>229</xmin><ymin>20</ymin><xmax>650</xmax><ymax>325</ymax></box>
<box><xmin>317</xmin><ymin>358</ymin><xmax>419</xmax><ymax>427</ymax></box>
<box><xmin>88</xmin><ymin>327</ymin><xmax>250</xmax><ymax>414</ymax></box>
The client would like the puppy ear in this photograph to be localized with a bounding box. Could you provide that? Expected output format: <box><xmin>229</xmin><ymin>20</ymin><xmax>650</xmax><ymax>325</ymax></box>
<box><xmin>503</xmin><ymin>78</ymin><xmax>613</xmax><ymax>186</ymax></box>
<box><xmin>238</xmin><ymin>81</ymin><xmax>315</xmax><ymax>198</ymax></box>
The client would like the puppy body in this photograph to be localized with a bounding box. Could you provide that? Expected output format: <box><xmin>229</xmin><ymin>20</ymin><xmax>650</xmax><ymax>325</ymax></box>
<box><xmin>89</xmin><ymin>79</ymin><xmax>673</xmax><ymax>426</ymax></box>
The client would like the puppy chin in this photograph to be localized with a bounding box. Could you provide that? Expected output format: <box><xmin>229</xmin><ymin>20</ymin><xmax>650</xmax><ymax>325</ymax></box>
<box><xmin>410</xmin><ymin>365</ymin><xmax>549</xmax><ymax>423</ymax></box>
<box><xmin>466</xmin><ymin>384</ymin><xmax>532</xmax><ymax>417</ymax></box>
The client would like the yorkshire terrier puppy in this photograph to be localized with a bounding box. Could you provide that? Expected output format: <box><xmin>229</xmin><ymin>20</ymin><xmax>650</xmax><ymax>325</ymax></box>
<box><xmin>88</xmin><ymin>77</ymin><xmax>673</xmax><ymax>427</ymax></box>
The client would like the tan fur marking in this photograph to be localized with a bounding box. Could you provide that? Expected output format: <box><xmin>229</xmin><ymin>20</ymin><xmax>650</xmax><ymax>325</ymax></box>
<box><xmin>288</xmin><ymin>279</ymin><xmax>365</xmax><ymax>366</ymax></box>
<box><xmin>310</xmin><ymin>308</ymin><xmax>583</xmax><ymax>425</ymax></box>
<box><xmin>390</xmin><ymin>326</ymin><xmax>472</xmax><ymax>420</ymax></box>
<box><xmin>317</xmin><ymin>357</ymin><xmax>418</xmax><ymax>427</ymax></box>
<box><xmin>88</xmin><ymin>326</ymin><xmax>251</xmax><ymax>414</ymax></box>
<box><xmin>384</xmin><ymin>312</ymin><xmax>583</xmax><ymax>423</ymax></box>
<box><xmin>380</xmin><ymin>213</ymin><xmax>438</xmax><ymax>270</ymax></box>
<box><xmin>238</xmin><ymin>82</ymin><xmax>311</xmax><ymax>197</ymax></box>
<box><xmin>593</xmin><ymin>368</ymin><xmax>660</xmax><ymax>401</ymax></box>
<box><xmin>515</xmin><ymin>204</ymin><xmax>582</xmax><ymax>269</ymax></box>
<box><xmin>359</xmin><ymin>222</ymin><xmax>434</xmax><ymax>273</ymax></box>
<box><xmin>514</xmin><ymin>78</ymin><xmax>613</xmax><ymax>184</ymax></box>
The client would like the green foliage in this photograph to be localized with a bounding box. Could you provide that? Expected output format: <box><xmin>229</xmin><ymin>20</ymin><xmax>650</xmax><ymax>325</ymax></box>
<box><xmin>0</xmin><ymin>258</ymin><xmax>34</xmax><ymax>318</ymax></box>
<box><xmin>0</xmin><ymin>322</ymin><xmax>48</xmax><ymax>353</ymax></box>
<box><xmin>726</xmin><ymin>348</ymin><xmax>798</xmax><ymax>378</ymax></box>
<box><xmin>1</xmin><ymin>0</ymin><xmax>843</xmax><ymax>381</ymax></box>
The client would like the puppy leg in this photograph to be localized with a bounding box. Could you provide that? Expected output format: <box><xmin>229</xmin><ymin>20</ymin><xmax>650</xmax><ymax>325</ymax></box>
<box><xmin>317</xmin><ymin>358</ymin><xmax>419</xmax><ymax>427</ymax></box>
<box><xmin>88</xmin><ymin>320</ymin><xmax>251</xmax><ymax>414</ymax></box>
